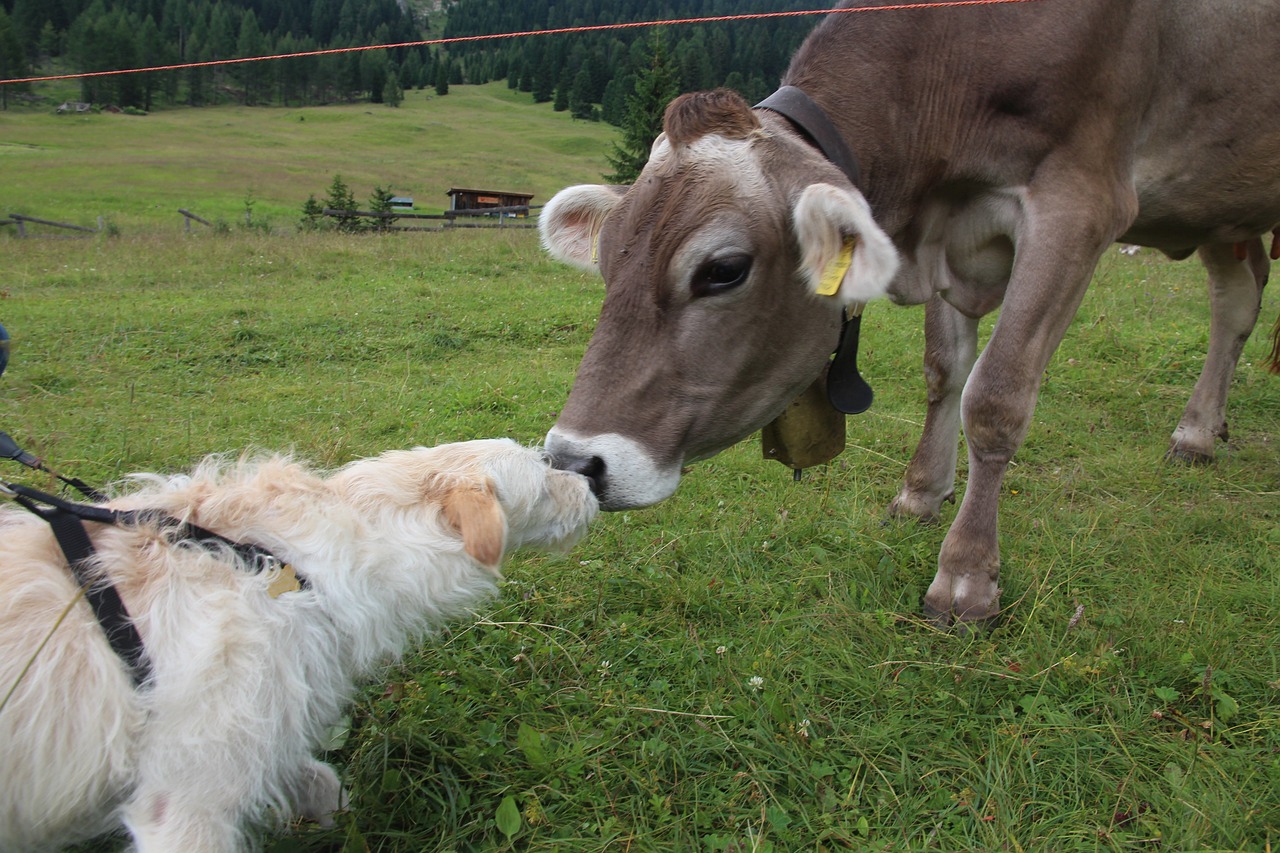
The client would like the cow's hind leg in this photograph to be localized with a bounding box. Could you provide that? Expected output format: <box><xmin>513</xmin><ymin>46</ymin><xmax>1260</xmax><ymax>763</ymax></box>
<box><xmin>890</xmin><ymin>296</ymin><xmax>978</xmax><ymax>522</ymax></box>
<box><xmin>1167</xmin><ymin>239</ymin><xmax>1268</xmax><ymax>463</ymax></box>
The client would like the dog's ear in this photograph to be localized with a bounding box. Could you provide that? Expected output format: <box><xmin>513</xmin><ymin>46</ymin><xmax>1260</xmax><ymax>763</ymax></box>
<box><xmin>441</xmin><ymin>479</ymin><xmax>507</xmax><ymax>572</ymax></box>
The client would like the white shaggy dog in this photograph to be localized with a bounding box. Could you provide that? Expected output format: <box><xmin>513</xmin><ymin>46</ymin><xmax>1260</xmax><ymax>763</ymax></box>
<box><xmin>0</xmin><ymin>439</ymin><xmax>596</xmax><ymax>852</ymax></box>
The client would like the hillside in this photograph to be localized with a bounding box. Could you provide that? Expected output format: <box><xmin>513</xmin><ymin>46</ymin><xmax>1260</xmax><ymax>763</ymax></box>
<box><xmin>0</xmin><ymin>81</ymin><xmax>616</xmax><ymax>232</ymax></box>
<box><xmin>0</xmin><ymin>0</ymin><xmax>818</xmax><ymax>113</ymax></box>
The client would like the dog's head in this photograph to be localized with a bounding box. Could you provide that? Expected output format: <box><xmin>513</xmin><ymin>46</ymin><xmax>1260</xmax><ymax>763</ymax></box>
<box><xmin>332</xmin><ymin>439</ymin><xmax>597</xmax><ymax>573</ymax></box>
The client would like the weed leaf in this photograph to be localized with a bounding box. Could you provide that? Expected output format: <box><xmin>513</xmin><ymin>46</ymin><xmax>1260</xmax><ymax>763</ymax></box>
<box><xmin>495</xmin><ymin>795</ymin><xmax>521</xmax><ymax>840</ymax></box>
<box><xmin>516</xmin><ymin>720</ymin><xmax>549</xmax><ymax>769</ymax></box>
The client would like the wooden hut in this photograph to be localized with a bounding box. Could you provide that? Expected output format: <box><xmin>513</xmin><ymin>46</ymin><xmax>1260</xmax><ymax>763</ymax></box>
<box><xmin>445</xmin><ymin>188</ymin><xmax>534</xmax><ymax>217</ymax></box>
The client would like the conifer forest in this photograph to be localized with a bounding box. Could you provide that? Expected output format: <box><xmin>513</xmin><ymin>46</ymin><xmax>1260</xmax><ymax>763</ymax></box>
<box><xmin>0</xmin><ymin>0</ymin><xmax>819</xmax><ymax>121</ymax></box>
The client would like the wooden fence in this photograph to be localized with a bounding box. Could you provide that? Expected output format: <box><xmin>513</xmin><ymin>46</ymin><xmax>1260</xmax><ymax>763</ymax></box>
<box><xmin>3</xmin><ymin>213</ymin><xmax>104</xmax><ymax>238</ymax></box>
<box><xmin>320</xmin><ymin>203</ymin><xmax>542</xmax><ymax>232</ymax></box>
<box><xmin>2</xmin><ymin>206</ymin><xmax>542</xmax><ymax>237</ymax></box>
<box><xmin>179</xmin><ymin>208</ymin><xmax>214</xmax><ymax>232</ymax></box>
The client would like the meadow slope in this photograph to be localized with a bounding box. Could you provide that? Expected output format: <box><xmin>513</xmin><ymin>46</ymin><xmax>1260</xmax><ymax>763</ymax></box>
<box><xmin>0</xmin><ymin>82</ymin><xmax>615</xmax><ymax>231</ymax></box>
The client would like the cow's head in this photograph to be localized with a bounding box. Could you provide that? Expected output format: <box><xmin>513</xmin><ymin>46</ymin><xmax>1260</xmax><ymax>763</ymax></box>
<box><xmin>541</xmin><ymin>89</ymin><xmax>898</xmax><ymax>510</ymax></box>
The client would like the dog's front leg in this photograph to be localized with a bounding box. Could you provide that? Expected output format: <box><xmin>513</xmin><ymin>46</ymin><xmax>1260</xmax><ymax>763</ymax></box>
<box><xmin>122</xmin><ymin>789</ymin><xmax>249</xmax><ymax>853</ymax></box>
<box><xmin>288</xmin><ymin>759</ymin><xmax>348</xmax><ymax>827</ymax></box>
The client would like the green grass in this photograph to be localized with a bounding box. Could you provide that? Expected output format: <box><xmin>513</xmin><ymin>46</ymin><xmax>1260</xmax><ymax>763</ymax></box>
<box><xmin>0</xmin><ymin>82</ymin><xmax>616</xmax><ymax>231</ymax></box>
<box><xmin>2</xmin><ymin>91</ymin><xmax>1279</xmax><ymax>852</ymax></box>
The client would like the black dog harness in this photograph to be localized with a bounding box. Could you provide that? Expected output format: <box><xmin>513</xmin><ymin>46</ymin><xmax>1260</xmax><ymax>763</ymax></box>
<box><xmin>4</xmin><ymin>479</ymin><xmax>303</xmax><ymax>688</ymax></box>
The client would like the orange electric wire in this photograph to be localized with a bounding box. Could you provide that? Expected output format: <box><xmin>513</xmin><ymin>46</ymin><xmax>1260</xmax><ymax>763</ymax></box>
<box><xmin>0</xmin><ymin>0</ymin><xmax>1043</xmax><ymax>87</ymax></box>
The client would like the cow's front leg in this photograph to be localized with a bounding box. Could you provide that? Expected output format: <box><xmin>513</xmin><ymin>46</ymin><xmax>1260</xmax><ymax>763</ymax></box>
<box><xmin>924</xmin><ymin>194</ymin><xmax>1124</xmax><ymax>625</ymax></box>
<box><xmin>1167</xmin><ymin>239</ymin><xmax>1268</xmax><ymax>463</ymax></box>
<box><xmin>890</xmin><ymin>295</ymin><xmax>978</xmax><ymax>522</ymax></box>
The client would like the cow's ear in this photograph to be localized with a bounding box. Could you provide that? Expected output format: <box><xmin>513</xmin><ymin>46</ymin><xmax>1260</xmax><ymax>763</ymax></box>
<box><xmin>539</xmin><ymin>184</ymin><xmax>627</xmax><ymax>274</ymax></box>
<box><xmin>792</xmin><ymin>183</ymin><xmax>899</xmax><ymax>304</ymax></box>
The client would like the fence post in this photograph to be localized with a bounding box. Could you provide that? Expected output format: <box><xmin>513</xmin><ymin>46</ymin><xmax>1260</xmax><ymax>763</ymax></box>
<box><xmin>178</xmin><ymin>209</ymin><xmax>213</xmax><ymax>232</ymax></box>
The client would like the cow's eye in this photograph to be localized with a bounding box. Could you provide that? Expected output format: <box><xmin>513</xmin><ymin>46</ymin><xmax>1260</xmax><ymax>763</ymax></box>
<box><xmin>692</xmin><ymin>255</ymin><xmax>752</xmax><ymax>297</ymax></box>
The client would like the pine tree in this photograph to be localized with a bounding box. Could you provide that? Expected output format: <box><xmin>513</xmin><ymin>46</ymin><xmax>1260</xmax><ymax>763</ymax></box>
<box><xmin>0</xmin><ymin>9</ymin><xmax>29</xmax><ymax>110</ymax></box>
<box><xmin>369</xmin><ymin>185</ymin><xmax>395</xmax><ymax>231</ymax></box>
<box><xmin>362</xmin><ymin>50</ymin><xmax>387</xmax><ymax>101</ymax></box>
<box><xmin>300</xmin><ymin>194</ymin><xmax>324</xmax><ymax>231</ymax></box>
<box><xmin>553</xmin><ymin>66</ymin><xmax>570</xmax><ymax>112</ymax></box>
<box><xmin>434</xmin><ymin>57</ymin><xmax>449</xmax><ymax>96</ymax></box>
<box><xmin>601</xmin><ymin>74</ymin><xmax>631</xmax><ymax>126</ymax></box>
<box><xmin>38</xmin><ymin>20</ymin><xmax>59</xmax><ymax>60</ymax></box>
<box><xmin>138</xmin><ymin>15</ymin><xmax>168</xmax><ymax>110</ymax></box>
<box><xmin>384</xmin><ymin>67</ymin><xmax>403</xmax><ymax>107</ymax></box>
<box><xmin>324</xmin><ymin>174</ymin><xmax>360</xmax><ymax>232</ymax></box>
<box><xmin>400</xmin><ymin>50</ymin><xmax>421</xmax><ymax>90</ymax></box>
<box><xmin>9</xmin><ymin>0</ymin><xmax>44</xmax><ymax>61</ymax></box>
<box><xmin>235</xmin><ymin>9</ymin><xmax>267</xmax><ymax>105</ymax></box>
<box><xmin>530</xmin><ymin>42</ymin><xmax>555</xmax><ymax>103</ymax></box>
<box><xmin>569</xmin><ymin>66</ymin><xmax>594</xmax><ymax>121</ymax></box>
<box><xmin>605</xmin><ymin>31</ymin><xmax>679</xmax><ymax>184</ymax></box>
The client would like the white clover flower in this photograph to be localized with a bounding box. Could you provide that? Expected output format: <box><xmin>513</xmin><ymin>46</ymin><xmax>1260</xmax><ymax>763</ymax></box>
<box><xmin>748</xmin><ymin>675</ymin><xmax>764</xmax><ymax>692</ymax></box>
<box><xmin>715</xmin><ymin>646</ymin><xmax>727</xmax><ymax>656</ymax></box>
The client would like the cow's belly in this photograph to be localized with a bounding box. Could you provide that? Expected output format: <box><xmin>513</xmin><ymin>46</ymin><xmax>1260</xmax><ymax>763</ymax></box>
<box><xmin>1129</xmin><ymin>179</ymin><xmax>1280</xmax><ymax>256</ymax></box>
<box><xmin>1128</xmin><ymin>125</ymin><xmax>1280</xmax><ymax>254</ymax></box>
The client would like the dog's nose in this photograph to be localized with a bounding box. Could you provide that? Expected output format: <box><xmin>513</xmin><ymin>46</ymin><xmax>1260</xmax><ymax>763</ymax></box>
<box><xmin>559</xmin><ymin>455</ymin><xmax>604</xmax><ymax>499</ymax></box>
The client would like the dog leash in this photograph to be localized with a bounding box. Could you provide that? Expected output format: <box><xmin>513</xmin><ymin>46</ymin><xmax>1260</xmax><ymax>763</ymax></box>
<box><xmin>1</xmin><ymin>429</ymin><xmax>109</xmax><ymax>502</ymax></box>
<box><xmin>1</xmin><ymin>431</ymin><xmax>300</xmax><ymax>583</ymax></box>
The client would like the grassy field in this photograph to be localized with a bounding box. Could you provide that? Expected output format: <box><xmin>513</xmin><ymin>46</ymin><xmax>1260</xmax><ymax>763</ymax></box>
<box><xmin>2</xmin><ymin>88</ymin><xmax>1279</xmax><ymax>852</ymax></box>
<box><xmin>0</xmin><ymin>82</ymin><xmax>616</xmax><ymax>231</ymax></box>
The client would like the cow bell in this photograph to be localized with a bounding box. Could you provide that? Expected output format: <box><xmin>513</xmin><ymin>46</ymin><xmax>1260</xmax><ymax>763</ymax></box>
<box><xmin>761</xmin><ymin>364</ymin><xmax>846</xmax><ymax>475</ymax></box>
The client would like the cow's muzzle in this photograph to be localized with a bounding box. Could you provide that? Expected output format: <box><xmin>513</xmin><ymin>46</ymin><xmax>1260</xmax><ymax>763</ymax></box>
<box><xmin>544</xmin><ymin>427</ymin><xmax>683</xmax><ymax>511</ymax></box>
<box><xmin>558</xmin><ymin>453</ymin><xmax>605</xmax><ymax>500</ymax></box>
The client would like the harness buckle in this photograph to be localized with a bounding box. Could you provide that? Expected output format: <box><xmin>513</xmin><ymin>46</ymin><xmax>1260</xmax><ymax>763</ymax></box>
<box><xmin>266</xmin><ymin>562</ymin><xmax>302</xmax><ymax>598</ymax></box>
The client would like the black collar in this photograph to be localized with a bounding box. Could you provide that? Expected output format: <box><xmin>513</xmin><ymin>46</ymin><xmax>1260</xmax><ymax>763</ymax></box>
<box><xmin>755</xmin><ymin>85</ymin><xmax>874</xmax><ymax>415</ymax></box>
<box><xmin>756</xmin><ymin>86</ymin><xmax>861</xmax><ymax>188</ymax></box>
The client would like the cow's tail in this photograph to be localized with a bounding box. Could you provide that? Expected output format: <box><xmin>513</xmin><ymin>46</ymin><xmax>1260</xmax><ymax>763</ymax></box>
<box><xmin>1266</xmin><ymin>310</ymin><xmax>1280</xmax><ymax>375</ymax></box>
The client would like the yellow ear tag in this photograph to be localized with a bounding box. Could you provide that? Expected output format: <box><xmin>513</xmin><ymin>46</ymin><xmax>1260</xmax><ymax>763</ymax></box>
<box><xmin>590</xmin><ymin>224</ymin><xmax>601</xmax><ymax>265</ymax></box>
<box><xmin>267</xmin><ymin>563</ymin><xmax>301</xmax><ymax>598</ymax></box>
<box><xmin>816</xmin><ymin>235</ymin><xmax>858</xmax><ymax>297</ymax></box>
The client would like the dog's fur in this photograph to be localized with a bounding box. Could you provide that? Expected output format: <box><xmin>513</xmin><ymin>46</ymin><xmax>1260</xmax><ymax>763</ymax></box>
<box><xmin>0</xmin><ymin>439</ymin><xmax>596</xmax><ymax>852</ymax></box>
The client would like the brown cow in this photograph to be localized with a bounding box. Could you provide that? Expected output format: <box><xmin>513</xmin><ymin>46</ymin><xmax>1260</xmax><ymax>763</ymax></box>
<box><xmin>539</xmin><ymin>0</ymin><xmax>1280</xmax><ymax>626</ymax></box>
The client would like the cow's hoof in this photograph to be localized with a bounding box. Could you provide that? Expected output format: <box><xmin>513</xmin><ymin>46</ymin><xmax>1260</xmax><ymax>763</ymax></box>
<box><xmin>887</xmin><ymin>491</ymin><xmax>950</xmax><ymax>525</ymax></box>
<box><xmin>1167</xmin><ymin>424</ymin><xmax>1223</xmax><ymax>465</ymax></box>
<box><xmin>1165</xmin><ymin>445</ymin><xmax>1214</xmax><ymax>466</ymax></box>
<box><xmin>922</xmin><ymin>598</ymin><xmax>1001</xmax><ymax>633</ymax></box>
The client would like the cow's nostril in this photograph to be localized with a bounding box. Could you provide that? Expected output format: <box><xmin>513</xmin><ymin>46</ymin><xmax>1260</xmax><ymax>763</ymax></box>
<box><xmin>566</xmin><ymin>455</ymin><xmax>605</xmax><ymax>498</ymax></box>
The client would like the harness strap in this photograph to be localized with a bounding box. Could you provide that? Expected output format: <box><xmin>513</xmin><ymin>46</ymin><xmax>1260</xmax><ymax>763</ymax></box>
<box><xmin>5</xmin><ymin>481</ymin><xmax>306</xmax><ymax>688</ymax></box>
<box><xmin>14</xmin><ymin>495</ymin><xmax>151</xmax><ymax>687</ymax></box>
<box><xmin>9</xmin><ymin>482</ymin><xmax>294</xmax><ymax>578</ymax></box>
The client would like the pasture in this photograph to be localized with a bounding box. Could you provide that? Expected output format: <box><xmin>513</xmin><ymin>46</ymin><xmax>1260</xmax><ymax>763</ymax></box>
<box><xmin>0</xmin><ymin>83</ymin><xmax>616</xmax><ymax>230</ymax></box>
<box><xmin>2</xmin><ymin>84</ymin><xmax>1278</xmax><ymax>851</ymax></box>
